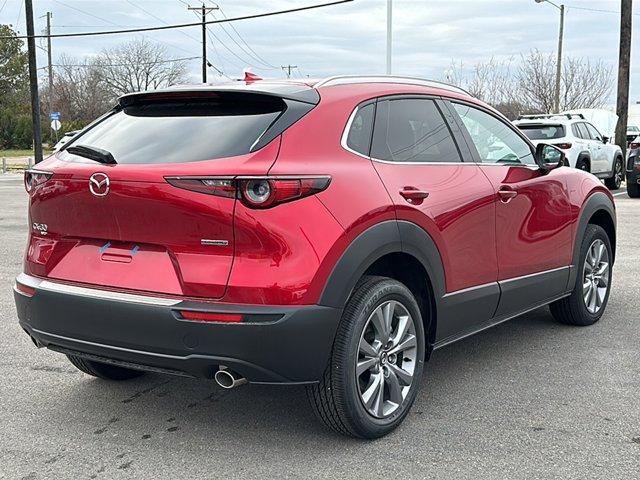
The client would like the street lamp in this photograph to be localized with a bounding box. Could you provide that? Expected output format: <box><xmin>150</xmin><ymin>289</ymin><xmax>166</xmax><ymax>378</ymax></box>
<box><xmin>535</xmin><ymin>0</ymin><xmax>565</xmax><ymax>113</ymax></box>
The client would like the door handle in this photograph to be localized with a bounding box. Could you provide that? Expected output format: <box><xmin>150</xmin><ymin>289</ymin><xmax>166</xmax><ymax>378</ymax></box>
<box><xmin>399</xmin><ymin>187</ymin><xmax>429</xmax><ymax>203</ymax></box>
<box><xmin>498</xmin><ymin>187</ymin><xmax>518</xmax><ymax>203</ymax></box>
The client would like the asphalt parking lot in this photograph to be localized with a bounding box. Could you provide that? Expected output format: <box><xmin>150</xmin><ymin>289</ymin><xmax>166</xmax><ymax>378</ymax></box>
<box><xmin>1</xmin><ymin>173</ymin><xmax>638</xmax><ymax>479</ymax></box>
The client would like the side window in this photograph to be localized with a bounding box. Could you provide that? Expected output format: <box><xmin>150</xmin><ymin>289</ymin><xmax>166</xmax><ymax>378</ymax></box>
<box><xmin>371</xmin><ymin>98</ymin><xmax>461</xmax><ymax>163</ymax></box>
<box><xmin>452</xmin><ymin>103</ymin><xmax>535</xmax><ymax>165</ymax></box>
<box><xmin>585</xmin><ymin>123</ymin><xmax>603</xmax><ymax>142</ymax></box>
<box><xmin>571</xmin><ymin>124</ymin><xmax>581</xmax><ymax>138</ymax></box>
<box><xmin>345</xmin><ymin>103</ymin><xmax>374</xmax><ymax>156</ymax></box>
<box><xmin>576</xmin><ymin>123</ymin><xmax>590</xmax><ymax>140</ymax></box>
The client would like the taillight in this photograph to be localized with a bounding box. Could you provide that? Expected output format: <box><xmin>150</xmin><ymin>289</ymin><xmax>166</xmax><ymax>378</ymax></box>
<box><xmin>553</xmin><ymin>143</ymin><xmax>572</xmax><ymax>150</ymax></box>
<box><xmin>630</xmin><ymin>142</ymin><xmax>640</xmax><ymax>150</ymax></box>
<box><xmin>24</xmin><ymin>169</ymin><xmax>53</xmax><ymax>193</ymax></box>
<box><xmin>179</xmin><ymin>310</ymin><xmax>243</xmax><ymax>323</ymax></box>
<box><xmin>165</xmin><ymin>177</ymin><xmax>235</xmax><ymax>197</ymax></box>
<box><xmin>165</xmin><ymin>176</ymin><xmax>331</xmax><ymax>209</ymax></box>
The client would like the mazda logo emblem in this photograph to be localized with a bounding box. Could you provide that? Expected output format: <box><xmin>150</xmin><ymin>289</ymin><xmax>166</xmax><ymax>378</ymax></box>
<box><xmin>89</xmin><ymin>173</ymin><xmax>110</xmax><ymax>197</ymax></box>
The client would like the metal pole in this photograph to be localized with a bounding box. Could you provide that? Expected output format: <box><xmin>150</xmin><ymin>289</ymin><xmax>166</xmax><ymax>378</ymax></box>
<box><xmin>2</xmin><ymin>157</ymin><xmax>6</xmax><ymax>174</ymax></box>
<box><xmin>615</xmin><ymin>0</ymin><xmax>633</xmax><ymax>157</ymax></box>
<box><xmin>46</xmin><ymin>12</ymin><xmax>57</xmax><ymax>143</ymax></box>
<box><xmin>554</xmin><ymin>5</ymin><xmax>564</xmax><ymax>112</ymax></box>
<box><xmin>386</xmin><ymin>0</ymin><xmax>392</xmax><ymax>74</ymax></box>
<box><xmin>201</xmin><ymin>3</ymin><xmax>207</xmax><ymax>83</ymax></box>
<box><xmin>25</xmin><ymin>0</ymin><xmax>43</xmax><ymax>164</ymax></box>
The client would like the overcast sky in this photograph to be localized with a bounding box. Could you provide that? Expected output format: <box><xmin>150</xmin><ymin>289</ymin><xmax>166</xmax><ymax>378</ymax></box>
<box><xmin>1</xmin><ymin>0</ymin><xmax>639</xmax><ymax>106</ymax></box>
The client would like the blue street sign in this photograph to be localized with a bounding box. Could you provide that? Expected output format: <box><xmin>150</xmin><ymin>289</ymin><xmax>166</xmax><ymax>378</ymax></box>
<box><xmin>49</xmin><ymin>112</ymin><xmax>61</xmax><ymax>121</ymax></box>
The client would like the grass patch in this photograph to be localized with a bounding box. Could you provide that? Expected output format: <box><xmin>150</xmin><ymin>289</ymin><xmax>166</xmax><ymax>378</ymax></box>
<box><xmin>0</xmin><ymin>149</ymin><xmax>53</xmax><ymax>158</ymax></box>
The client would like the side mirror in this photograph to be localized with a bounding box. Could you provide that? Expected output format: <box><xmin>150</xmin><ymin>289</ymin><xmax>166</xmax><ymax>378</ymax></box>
<box><xmin>602</xmin><ymin>136</ymin><xmax>610</xmax><ymax>144</ymax></box>
<box><xmin>535</xmin><ymin>143</ymin><xmax>565</xmax><ymax>172</ymax></box>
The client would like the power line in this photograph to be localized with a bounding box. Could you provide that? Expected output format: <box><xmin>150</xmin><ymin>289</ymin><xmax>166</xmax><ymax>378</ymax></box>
<box><xmin>127</xmin><ymin>0</ymin><xmax>201</xmax><ymax>45</ymax></box>
<box><xmin>51</xmin><ymin>0</ymin><xmax>200</xmax><ymax>57</ymax></box>
<box><xmin>216</xmin><ymin>7</ymin><xmax>280</xmax><ymax>69</ymax></box>
<box><xmin>0</xmin><ymin>0</ymin><xmax>9</xmax><ymax>16</ymax></box>
<box><xmin>566</xmin><ymin>4</ymin><xmax>640</xmax><ymax>16</ymax></box>
<box><xmin>1</xmin><ymin>1</ymin><xmax>354</xmax><ymax>39</ymax></box>
<box><xmin>14</xmin><ymin>0</ymin><xmax>24</xmax><ymax>30</ymax></box>
<box><xmin>38</xmin><ymin>56</ymin><xmax>200</xmax><ymax>69</ymax></box>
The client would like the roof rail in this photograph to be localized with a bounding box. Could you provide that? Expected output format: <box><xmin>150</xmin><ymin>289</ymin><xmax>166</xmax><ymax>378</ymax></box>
<box><xmin>517</xmin><ymin>113</ymin><xmax>585</xmax><ymax>121</ymax></box>
<box><xmin>315</xmin><ymin>75</ymin><xmax>471</xmax><ymax>96</ymax></box>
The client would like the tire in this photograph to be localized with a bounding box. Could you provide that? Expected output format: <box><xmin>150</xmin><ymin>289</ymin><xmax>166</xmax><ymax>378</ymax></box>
<box><xmin>575</xmin><ymin>157</ymin><xmax>590</xmax><ymax>172</ymax></box>
<box><xmin>604</xmin><ymin>157</ymin><xmax>624</xmax><ymax>190</ymax></box>
<box><xmin>67</xmin><ymin>355</ymin><xmax>145</xmax><ymax>380</ymax></box>
<box><xmin>550</xmin><ymin>224</ymin><xmax>612</xmax><ymax>326</ymax></box>
<box><xmin>627</xmin><ymin>181</ymin><xmax>640</xmax><ymax>198</ymax></box>
<box><xmin>307</xmin><ymin>276</ymin><xmax>426</xmax><ymax>438</ymax></box>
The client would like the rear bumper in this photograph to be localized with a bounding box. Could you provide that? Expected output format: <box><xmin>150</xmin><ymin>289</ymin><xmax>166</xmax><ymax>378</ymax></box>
<box><xmin>14</xmin><ymin>274</ymin><xmax>341</xmax><ymax>384</ymax></box>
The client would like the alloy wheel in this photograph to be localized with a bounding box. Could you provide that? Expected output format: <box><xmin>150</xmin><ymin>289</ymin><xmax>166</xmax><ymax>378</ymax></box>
<box><xmin>582</xmin><ymin>239</ymin><xmax>610</xmax><ymax>314</ymax></box>
<box><xmin>614</xmin><ymin>160</ymin><xmax>623</xmax><ymax>188</ymax></box>
<box><xmin>356</xmin><ymin>300</ymin><xmax>418</xmax><ymax>418</ymax></box>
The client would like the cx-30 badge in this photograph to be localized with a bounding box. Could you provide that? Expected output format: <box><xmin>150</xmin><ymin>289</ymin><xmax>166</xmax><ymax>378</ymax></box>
<box><xmin>89</xmin><ymin>173</ymin><xmax>110</xmax><ymax>197</ymax></box>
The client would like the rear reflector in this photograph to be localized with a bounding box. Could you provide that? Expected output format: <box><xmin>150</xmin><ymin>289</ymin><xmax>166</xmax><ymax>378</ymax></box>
<box><xmin>179</xmin><ymin>310</ymin><xmax>243</xmax><ymax>323</ymax></box>
<box><xmin>630</xmin><ymin>143</ymin><xmax>640</xmax><ymax>150</ymax></box>
<box><xmin>15</xmin><ymin>282</ymin><xmax>36</xmax><ymax>297</ymax></box>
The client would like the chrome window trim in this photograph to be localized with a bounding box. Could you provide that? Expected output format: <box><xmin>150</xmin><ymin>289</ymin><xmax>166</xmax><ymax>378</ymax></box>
<box><xmin>341</xmin><ymin>102</ymin><xmax>540</xmax><ymax>168</ymax></box>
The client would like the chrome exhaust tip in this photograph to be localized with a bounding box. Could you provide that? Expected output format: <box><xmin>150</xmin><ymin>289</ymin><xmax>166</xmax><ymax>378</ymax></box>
<box><xmin>214</xmin><ymin>367</ymin><xmax>247</xmax><ymax>389</ymax></box>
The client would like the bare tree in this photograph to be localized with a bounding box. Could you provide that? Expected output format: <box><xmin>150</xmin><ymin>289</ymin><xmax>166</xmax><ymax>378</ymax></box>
<box><xmin>46</xmin><ymin>55</ymin><xmax>112</xmax><ymax>123</ymax></box>
<box><xmin>445</xmin><ymin>50</ymin><xmax>613</xmax><ymax>117</ymax></box>
<box><xmin>516</xmin><ymin>50</ymin><xmax>613</xmax><ymax>113</ymax></box>
<box><xmin>94</xmin><ymin>38</ymin><xmax>189</xmax><ymax>98</ymax></box>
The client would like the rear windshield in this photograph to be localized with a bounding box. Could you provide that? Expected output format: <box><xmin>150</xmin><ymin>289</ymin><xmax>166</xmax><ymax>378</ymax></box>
<box><xmin>518</xmin><ymin>124</ymin><xmax>566</xmax><ymax>140</ymax></box>
<box><xmin>62</xmin><ymin>96</ymin><xmax>284</xmax><ymax>164</ymax></box>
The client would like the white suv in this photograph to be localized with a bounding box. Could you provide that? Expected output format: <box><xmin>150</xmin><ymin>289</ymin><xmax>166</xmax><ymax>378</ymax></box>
<box><xmin>514</xmin><ymin>114</ymin><xmax>624</xmax><ymax>190</ymax></box>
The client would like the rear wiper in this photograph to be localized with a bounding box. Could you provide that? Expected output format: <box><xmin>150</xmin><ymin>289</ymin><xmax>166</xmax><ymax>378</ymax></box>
<box><xmin>67</xmin><ymin>144</ymin><xmax>117</xmax><ymax>165</ymax></box>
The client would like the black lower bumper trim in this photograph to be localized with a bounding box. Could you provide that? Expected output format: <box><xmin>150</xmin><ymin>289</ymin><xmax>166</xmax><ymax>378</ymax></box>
<box><xmin>14</xmin><ymin>279</ymin><xmax>342</xmax><ymax>384</ymax></box>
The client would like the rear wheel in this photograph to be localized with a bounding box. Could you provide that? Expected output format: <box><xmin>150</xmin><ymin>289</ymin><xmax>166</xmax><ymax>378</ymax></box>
<box><xmin>627</xmin><ymin>181</ymin><xmax>640</xmax><ymax>198</ymax></box>
<box><xmin>605</xmin><ymin>157</ymin><xmax>624</xmax><ymax>190</ymax></box>
<box><xmin>307</xmin><ymin>276</ymin><xmax>425</xmax><ymax>438</ymax></box>
<box><xmin>550</xmin><ymin>225</ymin><xmax>612</xmax><ymax>326</ymax></box>
<box><xmin>67</xmin><ymin>355</ymin><xmax>145</xmax><ymax>380</ymax></box>
<box><xmin>576</xmin><ymin>157</ymin><xmax>590</xmax><ymax>172</ymax></box>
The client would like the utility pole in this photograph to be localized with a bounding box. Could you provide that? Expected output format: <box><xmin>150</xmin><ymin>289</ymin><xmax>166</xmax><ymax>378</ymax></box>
<box><xmin>534</xmin><ymin>1</ymin><xmax>565</xmax><ymax>112</ymax></box>
<box><xmin>386</xmin><ymin>0</ymin><xmax>392</xmax><ymax>74</ymax></box>
<box><xmin>554</xmin><ymin>4</ymin><xmax>564</xmax><ymax>113</ymax></box>
<box><xmin>615</xmin><ymin>0</ymin><xmax>633</xmax><ymax>157</ymax></box>
<box><xmin>281</xmin><ymin>64</ymin><xmax>297</xmax><ymax>78</ymax></box>
<box><xmin>46</xmin><ymin>12</ymin><xmax>57</xmax><ymax>143</ymax></box>
<box><xmin>25</xmin><ymin>0</ymin><xmax>43</xmax><ymax>164</ymax></box>
<box><xmin>187</xmin><ymin>2</ymin><xmax>218</xmax><ymax>83</ymax></box>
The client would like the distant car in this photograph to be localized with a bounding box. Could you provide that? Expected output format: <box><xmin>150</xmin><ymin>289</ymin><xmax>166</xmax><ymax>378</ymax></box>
<box><xmin>627</xmin><ymin>136</ymin><xmax>640</xmax><ymax>197</ymax></box>
<box><xmin>514</xmin><ymin>114</ymin><xmax>624</xmax><ymax>190</ymax></box>
<box><xmin>627</xmin><ymin>125</ymin><xmax>640</xmax><ymax>146</ymax></box>
<box><xmin>52</xmin><ymin>130</ymin><xmax>81</xmax><ymax>152</ymax></box>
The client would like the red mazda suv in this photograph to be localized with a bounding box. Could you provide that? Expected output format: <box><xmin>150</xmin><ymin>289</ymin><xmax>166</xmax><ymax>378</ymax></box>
<box><xmin>14</xmin><ymin>76</ymin><xmax>616</xmax><ymax>438</ymax></box>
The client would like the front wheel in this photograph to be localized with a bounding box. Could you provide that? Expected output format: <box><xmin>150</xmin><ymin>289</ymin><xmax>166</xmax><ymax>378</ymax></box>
<box><xmin>605</xmin><ymin>158</ymin><xmax>624</xmax><ymax>190</ymax></box>
<box><xmin>628</xmin><ymin>181</ymin><xmax>640</xmax><ymax>198</ymax></box>
<box><xmin>550</xmin><ymin>224</ymin><xmax>612</xmax><ymax>326</ymax></box>
<box><xmin>307</xmin><ymin>276</ymin><xmax>425</xmax><ymax>438</ymax></box>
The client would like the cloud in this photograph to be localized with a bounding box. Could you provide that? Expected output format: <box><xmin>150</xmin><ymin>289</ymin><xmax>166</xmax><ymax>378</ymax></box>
<box><xmin>1</xmin><ymin>0</ymin><xmax>637</xmax><ymax>103</ymax></box>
